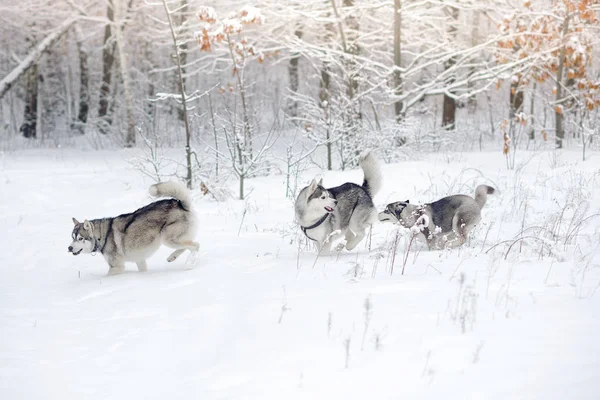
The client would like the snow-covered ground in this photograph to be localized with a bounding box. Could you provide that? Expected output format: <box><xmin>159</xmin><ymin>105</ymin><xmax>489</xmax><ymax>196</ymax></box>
<box><xmin>1</xmin><ymin>148</ymin><xmax>599</xmax><ymax>399</ymax></box>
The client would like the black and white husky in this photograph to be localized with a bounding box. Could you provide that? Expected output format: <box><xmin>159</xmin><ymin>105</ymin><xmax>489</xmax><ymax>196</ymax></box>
<box><xmin>295</xmin><ymin>150</ymin><xmax>382</xmax><ymax>253</ymax></box>
<box><xmin>68</xmin><ymin>181</ymin><xmax>199</xmax><ymax>275</ymax></box>
<box><xmin>378</xmin><ymin>185</ymin><xmax>495</xmax><ymax>249</ymax></box>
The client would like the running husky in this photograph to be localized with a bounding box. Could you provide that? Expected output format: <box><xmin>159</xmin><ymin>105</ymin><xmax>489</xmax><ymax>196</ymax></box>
<box><xmin>68</xmin><ymin>181</ymin><xmax>199</xmax><ymax>275</ymax></box>
<box><xmin>295</xmin><ymin>150</ymin><xmax>382</xmax><ymax>253</ymax></box>
<box><xmin>378</xmin><ymin>185</ymin><xmax>495</xmax><ymax>249</ymax></box>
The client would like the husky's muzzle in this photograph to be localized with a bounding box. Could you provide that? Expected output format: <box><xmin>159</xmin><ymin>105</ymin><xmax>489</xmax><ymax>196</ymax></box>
<box><xmin>68</xmin><ymin>246</ymin><xmax>82</xmax><ymax>256</ymax></box>
<box><xmin>378</xmin><ymin>209</ymin><xmax>394</xmax><ymax>222</ymax></box>
<box><xmin>378</xmin><ymin>201</ymin><xmax>408</xmax><ymax>223</ymax></box>
<box><xmin>324</xmin><ymin>199</ymin><xmax>338</xmax><ymax>213</ymax></box>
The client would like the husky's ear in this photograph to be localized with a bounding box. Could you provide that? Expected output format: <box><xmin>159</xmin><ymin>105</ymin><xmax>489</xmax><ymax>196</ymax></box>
<box><xmin>72</xmin><ymin>217</ymin><xmax>80</xmax><ymax>225</ymax></box>
<box><xmin>83</xmin><ymin>220</ymin><xmax>92</xmax><ymax>231</ymax></box>
<box><xmin>308</xmin><ymin>179</ymin><xmax>318</xmax><ymax>195</ymax></box>
<box><xmin>405</xmin><ymin>200</ymin><xmax>410</xmax><ymax>204</ymax></box>
<box><xmin>318</xmin><ymin>178</ymin><xmax>323</xmax><ymax>186</ymax></box>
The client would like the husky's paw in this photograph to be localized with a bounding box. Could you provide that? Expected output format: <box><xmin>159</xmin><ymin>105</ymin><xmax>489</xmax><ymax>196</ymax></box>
<box><xmin>324</xmin><ymin>230</ymin><xmax>342</xmax><ymax>244</ymax></box>
<box><xmin>167</xmin><ymin>249</ymin><xmax>184</xmax><ymax>263</ymax></box>
<box><xmin>136</xmin><ymin>261</ymin><xmax>148</xmax><ymax>272</ymax></box>
<box><xmin>184</xmin><ymin>251</ymin><xmax>199</xmax><ymax>270</ymax></box>
<box><xmin>335</xmin><ymin>242</ymin><xmax>346</xmax><ymax>252</ymax></box>
<box><xmin>107</xmin><ymin>266</ymin><xmax>125</xmax><ymax>276</ymax></box>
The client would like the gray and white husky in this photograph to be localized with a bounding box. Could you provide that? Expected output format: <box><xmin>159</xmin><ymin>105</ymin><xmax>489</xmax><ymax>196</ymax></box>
<box><xmin>68</xmin><ymin>181</ymin><xmax>199</xmax><ymax>275</ymax></box>
<box><xmin>295</xmin><ymin>150</ymin><xmax>382</xmax><ymax>253</ymax></box>
<box><xmin>378</xmin><ymin>185</ymin><xmax>495</xmax><ymax>249</ymax></box>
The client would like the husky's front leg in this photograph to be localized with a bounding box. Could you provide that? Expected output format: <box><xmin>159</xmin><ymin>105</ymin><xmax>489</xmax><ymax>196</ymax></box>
<box><xmin>106</xmin><ymin>258</ymin><xmax>126</xmax><ymax>276</ymax></box>
<box><xmin>345</xmin><ymin>230</ymin><xmax>365</xmax><ymax>251</ymax></box>
<box><xmin>318</xmin><ymin>229</ymin><xmax>342</xmax><ymax>254</ymax></box>
<box><xmin>136</xmin><ymin>260</ymin><xmax>148</xmax><ymax>272</ymax></box>
<box><xmin>318</xmin><ymin>239</ymin><xmax>333</xmax><ymax>255</ymax></box>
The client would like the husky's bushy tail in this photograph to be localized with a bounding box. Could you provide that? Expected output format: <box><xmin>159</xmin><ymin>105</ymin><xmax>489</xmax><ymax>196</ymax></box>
<box><xmin>474</xmin><ymin>185</ymin><xmax>495</xmax><ymax>209</ymax></box>
<box><xmin>149</xmin><ymin>181</ymin><xmax>193</xmax><ymax>211</ymax></box>
<box><xmin>359</xmin><ymin>150</ymin><xmax>382</xmax><ymax>198</ymax></box>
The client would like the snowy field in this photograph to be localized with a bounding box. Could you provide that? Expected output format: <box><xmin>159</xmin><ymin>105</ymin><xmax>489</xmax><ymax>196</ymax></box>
<box><xmin>1</xmin><ymin>148</ymin><xmax>600</xmax><ymax>399</ymax></box>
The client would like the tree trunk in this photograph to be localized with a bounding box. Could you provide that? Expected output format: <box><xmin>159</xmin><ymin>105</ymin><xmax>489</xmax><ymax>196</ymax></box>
<box><xmin>343</xmin><ymin>0</ymin><xmax>360</xmax><ymax>99</ymax></box>
<box><xmin>20</xmin><ymin>63</ymin><xmax>38</xmax><ymax>138</ymax></box>
<box><xmin>332</xmin><ymin>0</ymin><xmax>361</xmax><ymax>166</ymax></box>
<box><xmin>442</xmin><ymin>88</ymin><xmax>456</xmax><ymax>128</ymax></box>
<box><xmin>467</xmin><ymin>10</ymin><xmax>480</xmax><ymax>112</ymax></box>
<box><xmin>162</xmin><ymin>0</ymin><xmax>193</xmax><ymax>189</ymax></box>
<box><xmin>509</xmin><ymin>78</ymin><xmax>524</xmax><ymax>118</ymax></box>
<box><xmin>320</xmin><ymin>63</ymin><xmax>333</xmax><ymax>171</ymax></box>
<box><xmin>288</xmin><ymin>27</ymin><xmax>303</xmax><ymax>118</ymax></box>
<box><xmin>555</xmin><ymin>14</ymin><xmax>570</xmax><ymax>149</ymax></box>
<box><xmin>145</xmin><ymin>43</ymin><xmax>156</xmax><ymax>121</ymax></box>
<box><xmin>529</xmin><ymin>81</ymin><xmax>536</xmax><ymax>140</ymax></box>
<box><xmin>98</xmin><ymin>0</ymin><xmax>116</xmax><ymax>134</ymax></box>
<box><xmin>393</xmin><ymin>0</ymin><xmax>402</xmax><ymax>122</ymax></box>
<box><xmin>441</xmin><ymin>5</ymin><xmax>459</xmax><ymax>130</ymax></box>
<box><xmin>321</xmin><ymin>3</ymin><xmax>336</xmax><ymax>170</ymax></box>
<box><xmin>74</xmin><ymin>25</ymin><xmax>89</xmax><ymax>132</ymax></box>
<box><xmin>114</xmin><ymin>0</ymin><xmax>136</xmax><ymax>147</ymax></box>
<box><xmin>178</xmin><ymin>0</ymin><xmax>188</xmax><ymax>122</ymax></box>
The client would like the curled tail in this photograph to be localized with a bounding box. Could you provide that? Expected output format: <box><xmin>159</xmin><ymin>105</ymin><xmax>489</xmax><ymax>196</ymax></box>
<box><xmin>474</xmin><ymin>185</ymin><xmax>495</xmax><ymax>209</ymax></box>
<box><xmin>359</xmin><ymin>150</ymin><xmax>382</xmax><ymax>198</ymax></box>
<box><xmin>149</xmin><ymin>181</ymin><xmax>193</xmax><ymax>211</ymax></box>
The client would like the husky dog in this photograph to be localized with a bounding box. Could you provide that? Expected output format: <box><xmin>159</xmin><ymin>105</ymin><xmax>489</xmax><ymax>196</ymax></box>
<box><xmin>378</xmin><ymin>185</ymin><xmax>495</xmax><ymax>249</ymax></box>
<box><xmin>295</xmin><ymin>150</ymin><xmax>382</xmax><ymax>253</ymax></box>
<box><xmin>68</xmin><ymin>181</ymin><xmax>199</xmax><ymax>276</ymax></box>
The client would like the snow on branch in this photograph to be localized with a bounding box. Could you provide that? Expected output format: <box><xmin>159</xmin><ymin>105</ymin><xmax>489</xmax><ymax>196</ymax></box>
<box><xmin>0</xmin><ymin>18</ymin><xmax>76</xmax><ymax>100</ymax></box>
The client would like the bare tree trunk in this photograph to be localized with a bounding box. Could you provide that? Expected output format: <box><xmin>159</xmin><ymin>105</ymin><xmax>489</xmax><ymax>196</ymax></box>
<box><xmin>162</xmin><ymin>0</ymin><xmax>193</xmax><ymax>189</ymax></box>
<box><xmin>441</xmin><ymin>5</ymin><xmax>459</xmax><ymax>130</ymax></box>
<box><xmin>74</xmin><ymin>24</ymin><xmax>89</xmax><ymax>133</ymax></box>
<box><xmin>226</xmin><ymin>34</ymin><xmax>253</xmax><ymax>159</ymax></box>
<box><xmin>393</xmin><ymin>0</ymin><xmax>402</xmax><ymax>122</ymax></box>
<box><xmin>509</xmin><ymin>78</ymin><xmax>524</xmax><ymax>118</ymax></box>
<box><xmin>343</xmin><ymin>0</ymin><xmax>360</xmax><ymax>99</ymax></box>
<box><xmin>529</xmin><ymin>81</ymin><xmax>536</xmax><ymax>140</ymax></box>
<box><xmin>555</xmin><ymin>14</ymin><xmax>570</xmax><ymax>149</ymax></box>
<box><xmin>144</xmin><ymin>39</ymin><xmax>156</xmax><ymax>121</ymax></box>
<box><xmin>467</xmin><ymin>10</ymin><xmax>480</xmax><ymax>112</ymax></box>
<box><xmin>320</xmin><ymin>9</ymin><xmax>335</xmax><ymax>171</ymax></box>
<box><xmin>178</xmin><ymin>0</ymin><xmax>188</xmax><ymax>122</ymax></box>
<box><xmin>114</xmin><ymin>0</ymin><xmax>135</xmax><ymax>147</ymax></box>
<box><xmin>320</xmin><ymin>61</ymin><xmax>332</xmax><ymax>170</ymax></box>
<box><xmin>20</xmin><ymin>63</ymin><xmax>38</xmax><ymax>138</ymax></box>
<box><xmin>288</xmin><ymin>27</ymin><xmax>303</xmax><ymax>118</ymax></box>
<box><xmin>98</xmin><ymin>0</ymin><xmax>115</xmax><ymax>134</ymax></box>
<box><xmin>332</xmin><ymin>0</ymin><xmax>361</xmax><ymax>166</ymax></box>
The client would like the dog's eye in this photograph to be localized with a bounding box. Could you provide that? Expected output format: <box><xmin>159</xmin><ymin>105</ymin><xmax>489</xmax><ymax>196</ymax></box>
<box><xmin>78</xmin><ymin>237</ymin><xmax>83</xmax><ymax>241</ymax></box>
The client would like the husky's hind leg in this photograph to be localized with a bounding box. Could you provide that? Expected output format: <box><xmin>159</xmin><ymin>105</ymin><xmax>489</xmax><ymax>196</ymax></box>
<box><xmin>449</xmin><ymin>209</ymin><xmax>480</xmax><ymax>248</ymax></box>
<box><xmin>163</xmin><ymin>239</ymin><xmax>200</xmax><ymax>262</ymax></box>
<box><xmin>167</xmin><ymin>248</ymin><xmax>186</xmax><ymax>262</ymax></box>
<box><xmin>346</xmin><ymin>211</ymin><xmax>374</xmax><ymax>251</ymax></box>
<box><xmin>136</xmin><ymin>260</ymin><xmax>148</xmax><ymax>272</ymax></box>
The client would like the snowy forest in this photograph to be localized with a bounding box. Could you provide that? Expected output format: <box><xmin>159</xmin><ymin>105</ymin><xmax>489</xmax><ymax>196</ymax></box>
<box><xmin>2</xmin><ymin>1</ymin><xmax>600</xmax><ymax>398</ymax></box>
<box><xmin>1</xmin><ymin>0</ymin><xmax>599</xmax><ymax>193</ymax></box>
